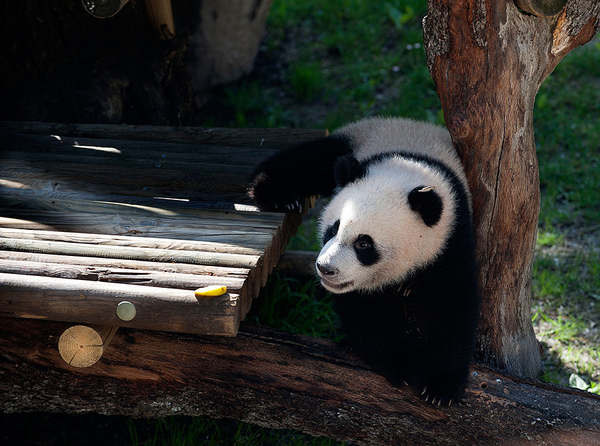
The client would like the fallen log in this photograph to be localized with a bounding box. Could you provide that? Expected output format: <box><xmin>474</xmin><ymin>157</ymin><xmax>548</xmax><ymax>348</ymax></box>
<box><xmin>1</xmin><ymin>318</ymin><xmax>598</xmax><ymax>445</ymax></box>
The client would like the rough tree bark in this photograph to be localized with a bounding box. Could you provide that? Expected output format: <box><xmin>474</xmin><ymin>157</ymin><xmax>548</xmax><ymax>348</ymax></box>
<box><xmin>1</xmin><ymin>318</ymin><xmax>600</xmax><ymax>445</ymax></box>
<box><xmin>424</xmin><ymin>0</ymin><xmax>600</xmax><ymax>377</ymax></box>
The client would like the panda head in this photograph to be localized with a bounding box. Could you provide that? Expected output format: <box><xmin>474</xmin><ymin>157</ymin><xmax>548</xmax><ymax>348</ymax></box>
<box><xmin>316</xmin><ymin>155</ymin><xmax>457</xmax><ymax>294</ymax></box>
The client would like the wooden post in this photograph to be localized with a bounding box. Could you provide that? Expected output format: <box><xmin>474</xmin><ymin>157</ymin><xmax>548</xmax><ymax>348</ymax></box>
<box><xmin>144</xmin><ymin>0</ymin><xmax>175</xmax><ymax>37</ymax></box>
<box><xmin>424</xmin><ymin>1</ymin><xmax>600</xmax><ymax>377</ymax></box>
<box><xmin>58</xmin><ymin>325</ymin><xmax>118</xmax><ymax>367</ymax></box>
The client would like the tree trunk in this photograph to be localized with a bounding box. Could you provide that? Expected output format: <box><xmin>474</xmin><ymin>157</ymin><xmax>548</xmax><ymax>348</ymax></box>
<box><xmin>0</xmin><ymin>0</ymin><xmax>191</xmax><ymax>125</ymax></box>
<box><xmin>424</xmin><ymin>0</ymin><xmax>600</xmax><ymax>377</ymax></box>
<box><xmin>1</xmin><ymin>318</ymin><xmax>599</xmax><ymax>445</ymax></box>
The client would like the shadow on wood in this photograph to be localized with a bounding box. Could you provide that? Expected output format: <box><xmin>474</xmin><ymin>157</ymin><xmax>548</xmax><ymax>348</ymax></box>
<box><xmin>1</xmin><ymin>317</ymin><xmax>598</xmax><ymax>445</ymax></box>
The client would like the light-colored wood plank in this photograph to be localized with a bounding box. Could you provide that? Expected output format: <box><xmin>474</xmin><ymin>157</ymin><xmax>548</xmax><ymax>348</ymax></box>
<box><xmin>0</xmin><ymin>238</ymin><xmax>260</xmax><ymax>270</ymax></box>
<box><xmin>0</xmin><ymin>227</ymin><xmax>265</xmax><ymax>257</ymax></box>
<box><xmin>0</xmin><ymin>273</ymin><xmax>241</xmax><ymax>336</ymax></box>
<box><xmin>0</xmin><ymin>250</ymin><xmax>251</xmax><ymax>280</ymax></box>
<box><xmin>0</xmin><ymin>259</ymin><xmax>247</xmax><ymax>294</ymax></box>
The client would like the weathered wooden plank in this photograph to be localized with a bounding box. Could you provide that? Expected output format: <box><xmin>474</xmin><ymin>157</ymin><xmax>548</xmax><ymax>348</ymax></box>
<box><xmin>1</xmin><ymin>319</ymin><xmax>599</xmax><ymax>445</ymax></box>
<box><xmin>0</xmin><ymin>205</ymin><xmax>284</xmax><ymax>229</ymax></box>
<box><xmin>0</xmin><ymin>238</ymin><xmax>260</xmax><ymax>270</ymax></box>
<box><xmin>0</xmin><ymin>121</ymin><xmax>328</xmax><ymax>149</ymax></box>
<box><xmin>0</xmin><ymin>250</ymin><xmax>251</xmax><ymax>280</ymax></box>
<box><xmin>0</xmin><ymin>215</ymin><xmax>274</xmax><ymax>249</ymax></box>
<box><xmin>0</xmin><ymin>227</ymin><xmax>264</xmax><ymax>257</ymax></box>
<box><xmin>1</xmin><ymin>159</ymin><xmax>252</xmax><ymax>198</ymax></box>
<box><xmin>0</xmin><ymin>259</ymin><xmax>247</xmax><ymax>295</ymax></box>
<box><xmin>0</xmin><ymin>122</ymin><xmax>315</xmax><ymax>337</ymax></box>
<box><xmin>0</xmin><ymin>133</ymin><xmax>275</xmax><ymax>162</ymax></box>
<box><xmin>0</xmin><ymin>207</ymin><xmax>281</xmax><ymax>246</ymax></box>
<box><xmin>0</xmin><ymin>274</ymin><xmax>241</xmax><ymax>336</ymax></box>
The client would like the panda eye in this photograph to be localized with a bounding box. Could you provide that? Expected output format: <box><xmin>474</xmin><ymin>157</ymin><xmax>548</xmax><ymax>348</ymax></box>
<box><xmin>354</xmin><ymin>236</ymin><xmax>373</xmax><ymax>250</ymax></box>
<box><xmin>322</xmin><ymin>219</ymin><xmax>340</xmax><ymax>245</ymax></box>
<box><xmin>353</xmin><ymin>235</ymin><xmax>379</xmax><ymax>266</ymax></box>
<box><xmin>332</xmin><ymin>221</ymin><xmax>339</xmax><ymax>235</ymax></box>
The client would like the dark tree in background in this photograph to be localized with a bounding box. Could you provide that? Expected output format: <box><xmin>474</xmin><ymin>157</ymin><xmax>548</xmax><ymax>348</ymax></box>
<box><xmin>0</xmin><ymin>0</ymin><xmax>191</xmax><ymax>125</ymax></box>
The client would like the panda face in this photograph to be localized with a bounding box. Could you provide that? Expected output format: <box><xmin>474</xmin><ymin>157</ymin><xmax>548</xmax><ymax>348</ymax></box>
<box><xmin>316</xmin><ymin>158</ymin><xmax>456</xmax><ymax>294</ymax></box>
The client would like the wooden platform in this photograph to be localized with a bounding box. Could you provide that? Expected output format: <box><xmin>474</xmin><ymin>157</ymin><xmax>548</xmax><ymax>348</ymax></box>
<box><xmin>0</xmin><ymin>121</ymin><xmax>325</xmax><ymax>337</ymax></box>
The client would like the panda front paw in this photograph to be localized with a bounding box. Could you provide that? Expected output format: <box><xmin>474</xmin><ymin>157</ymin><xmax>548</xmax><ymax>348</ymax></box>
<box><xmin>248</xmin><ymin>171</ymin><xmax>304</xmax><ymax>213</ymax></box>
<box><xmin>417</xmin><ymin>377</ymin><xmax>466</xmax><ymax>407</ymax></box>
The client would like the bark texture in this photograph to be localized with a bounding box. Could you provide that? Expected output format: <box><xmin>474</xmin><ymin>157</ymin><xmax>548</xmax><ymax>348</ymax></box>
<box><xmin>424</xmin><ymin>0</ymin><xmax>600</xmax><ymax>377</ymax></box>
<box><xmin>1</xmin><ymin>318</ymin><xmax>599</xmax><ymax>445</ymax></box>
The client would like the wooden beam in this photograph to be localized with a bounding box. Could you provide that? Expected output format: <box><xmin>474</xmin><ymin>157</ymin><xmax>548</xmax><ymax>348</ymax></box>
<box><xmin>1</xmin><ymin>318</ymin><xmax>599</xmax><ymax>445</ymax></box>
<box><xmin>144</xmin><ymin>0</ymin><xmax>175</xmax><ymax>37</ymax></box>
<box><xmin>0</xmin><ymin>121</ymin><xmax>329</xmax><ymax>149</ymax></box>
<box><xmin>0</xmin><ymin>273</ymin><xmax>242</xmax><ymax>336</ymax></box>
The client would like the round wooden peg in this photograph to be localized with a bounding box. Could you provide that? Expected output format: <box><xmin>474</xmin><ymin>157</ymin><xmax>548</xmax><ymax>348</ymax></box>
<box><xmin>58</xmin><ymin>325</ymin><xmax>118</xmax><ymax>368</ymax></box>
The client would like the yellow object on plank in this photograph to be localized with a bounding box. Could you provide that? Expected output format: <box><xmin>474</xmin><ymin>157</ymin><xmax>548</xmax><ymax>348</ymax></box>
<box><xmin>195</xmin><ymin>285</ymin><xmax>228</xmax><ymax>297</ymax></box>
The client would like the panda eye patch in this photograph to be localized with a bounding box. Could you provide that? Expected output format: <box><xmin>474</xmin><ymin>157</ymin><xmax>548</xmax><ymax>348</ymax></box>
<box><xmin>354</xmin><ymin>235</ymin><xmax>379</xmax><ymax>266</ymax></box>
<box><xmin>322</xmin><ymin>219</ymin><xmax>340</xmax><ymax>245</ymax></box>
<box><xmin>354</xmin><ymin>237</ymin><xmax>372</xmax><ymax>250</ymax></box>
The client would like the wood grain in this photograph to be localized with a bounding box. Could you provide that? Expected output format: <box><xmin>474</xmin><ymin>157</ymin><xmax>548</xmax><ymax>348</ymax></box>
<box><xmin>0</xmin><ymin>273</ymin><xmax>242</xmax><ymax>336</ymax></box>
<box><xmin>0</xmin><ymin>123</ymin><xmax>321</xmax><ymax>336</ymax></box>
<box><xmin>1</xmin><ymin>318</ymin><xmax>599</xmax><ymax>445</ymax></box>
<box><xmin>424</xmin><ymin>0</ymin><xmax>600</xmax><ymax>378</ymax></box>
<box><xmin>0</xmin><ymin>121</ymin><xmax>328</xmax><ymax>149</ymax></box>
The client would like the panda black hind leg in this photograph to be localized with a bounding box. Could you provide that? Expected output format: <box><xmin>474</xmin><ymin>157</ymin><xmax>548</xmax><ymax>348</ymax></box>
<box><xmin>249</xmin><ymin>135</ymin><xmax>353</xmax><ymax>212</ymax></box>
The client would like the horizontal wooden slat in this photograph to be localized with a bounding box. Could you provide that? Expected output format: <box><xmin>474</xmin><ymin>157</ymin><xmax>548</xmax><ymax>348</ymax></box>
<box><xmin>0</xmin><ymin>259</ymin><xmax>246</xmax><ymax>294</ymax></box>
<box><xmin>0</xmin><ymin>227</ymin><xmax>265</xmax><ymax>257</ymax></box>
<box><xmin>0</xmin><ymin>120</ymin><xmax>328</xmax><ymax>149</ymax></box>
<box><xmin>0</xmin><ymin>238</ymin><xmax>260</xmax><ymax>269</ymax></box>
<box><xmin>0</xmin><ymin>273</ymin><xmax>241</xmax><ymax>336</ymax></box>
<box><xmin>0</xmin><ymin>250</ymin><xmax>251</xmax><ymax>278</ymax></box>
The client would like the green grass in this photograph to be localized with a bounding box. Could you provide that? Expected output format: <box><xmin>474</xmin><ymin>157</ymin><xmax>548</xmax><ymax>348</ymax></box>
<box><xmin>246</xmin><ymin>273</ymin><xmax>343</xmax><ymax>341</ymax></box>
<box><xmin>127</xmin><ymin>417</ymin><xmax>341</xmax><ymax>446</ymax></box>
<box><xmin>534</xmin><ymin>40</ymin><xmax>600</xmax><ymax>226</ymax></box>
<box><xmin>136</xmin><ymin>0</ymin><xmax>600</xmax><ymax>443</ymax></box>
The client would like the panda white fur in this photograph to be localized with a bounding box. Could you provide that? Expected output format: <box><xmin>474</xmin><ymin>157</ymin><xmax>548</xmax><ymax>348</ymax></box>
<box><xmin>249</xmin><ymin>117</ymin><xmax>480</xmax><ymax>406</ymax></box>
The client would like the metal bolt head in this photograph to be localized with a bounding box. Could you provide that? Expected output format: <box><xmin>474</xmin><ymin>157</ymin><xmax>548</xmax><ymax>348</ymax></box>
<box><xmin>116</xmin><ymin>301</ymin><xmax>136</xmax><ymax>321</ymax></box>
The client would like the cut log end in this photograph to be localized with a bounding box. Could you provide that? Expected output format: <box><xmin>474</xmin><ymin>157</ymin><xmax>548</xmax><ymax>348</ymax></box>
<box><xmin>58</xmin><ymin>325</ymin><xmax>117</xmax><ymax>367</ymax></box>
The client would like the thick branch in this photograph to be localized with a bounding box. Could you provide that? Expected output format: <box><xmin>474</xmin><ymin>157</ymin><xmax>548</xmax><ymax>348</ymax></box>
<box><xmin>1</xmin><ymin>318</ymin><xmax>599</xmax><ymax>445</ymax></box>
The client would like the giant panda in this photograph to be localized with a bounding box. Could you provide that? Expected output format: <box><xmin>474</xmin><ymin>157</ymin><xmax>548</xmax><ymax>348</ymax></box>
<box><xmin>249</xmin><ymin>117</ymin><xmax>480</xmax><ymax>406</ymax></box>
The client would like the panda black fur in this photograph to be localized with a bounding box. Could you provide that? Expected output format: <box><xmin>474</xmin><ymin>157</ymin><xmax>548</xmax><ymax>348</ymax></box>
<box><xmin>249</xmin><ymin>117</ymin><xmax>480</xmax><ymax>406</ymax></box>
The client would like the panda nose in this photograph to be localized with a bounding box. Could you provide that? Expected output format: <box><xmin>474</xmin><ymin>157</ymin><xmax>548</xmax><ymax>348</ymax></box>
<box><xmin>317</xmin><ymin>261</ymin><xmax>338</xmax><ymax>276</ymax></box>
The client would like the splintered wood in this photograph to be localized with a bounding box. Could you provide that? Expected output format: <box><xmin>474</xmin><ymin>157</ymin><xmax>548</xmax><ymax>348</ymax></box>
<box><xmin>0</xmin><ymin>121</ymin><xmax>323</xmax><ymax>336</ymax></box>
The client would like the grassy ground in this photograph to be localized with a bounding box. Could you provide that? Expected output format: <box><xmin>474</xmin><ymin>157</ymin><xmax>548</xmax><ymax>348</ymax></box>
<box><xmin>128</xmin><ymin>1</ymin><xmax>600</xmax><ymax>444</ymax></box>
<box><xmin>531</xmin><ymin>40</ymin><xmax>600</xmax><ymax>393</ymax></box>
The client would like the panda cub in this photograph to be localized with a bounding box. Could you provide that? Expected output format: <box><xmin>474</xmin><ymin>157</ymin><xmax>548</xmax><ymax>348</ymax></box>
<box><xmin>249</xmin><ymin>117</ymin><xmax>480</xmax><ymax>406</ymax></box>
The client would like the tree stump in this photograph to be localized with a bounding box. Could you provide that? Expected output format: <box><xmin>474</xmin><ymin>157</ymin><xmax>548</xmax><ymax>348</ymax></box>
<box><xmin>424</xmin><ymin>0</ymin><xmax>600</xmax><ymax>377</ymax></box>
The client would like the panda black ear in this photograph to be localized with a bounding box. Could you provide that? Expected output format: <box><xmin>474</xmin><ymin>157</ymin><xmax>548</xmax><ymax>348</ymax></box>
<box><xmin>334</xmin><ymin>156</ymin><xmax>366</xmax><ymax>188</ymax></box>
<box><xmin>408</xmin><ymin>186</ymin><xmax>443</xmax><ymax>227</ymax></box>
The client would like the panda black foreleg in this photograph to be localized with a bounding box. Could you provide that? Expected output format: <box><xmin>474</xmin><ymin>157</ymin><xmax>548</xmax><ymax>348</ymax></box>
<box><xmin>411</xmin><ymin>314</ymin><xmax>475</xmax><ymax>406</ymax></box>
<box><xmin>249</xmin><ymin>135</ymin><xmax>353</xmax><ymax>212</ymax></box>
